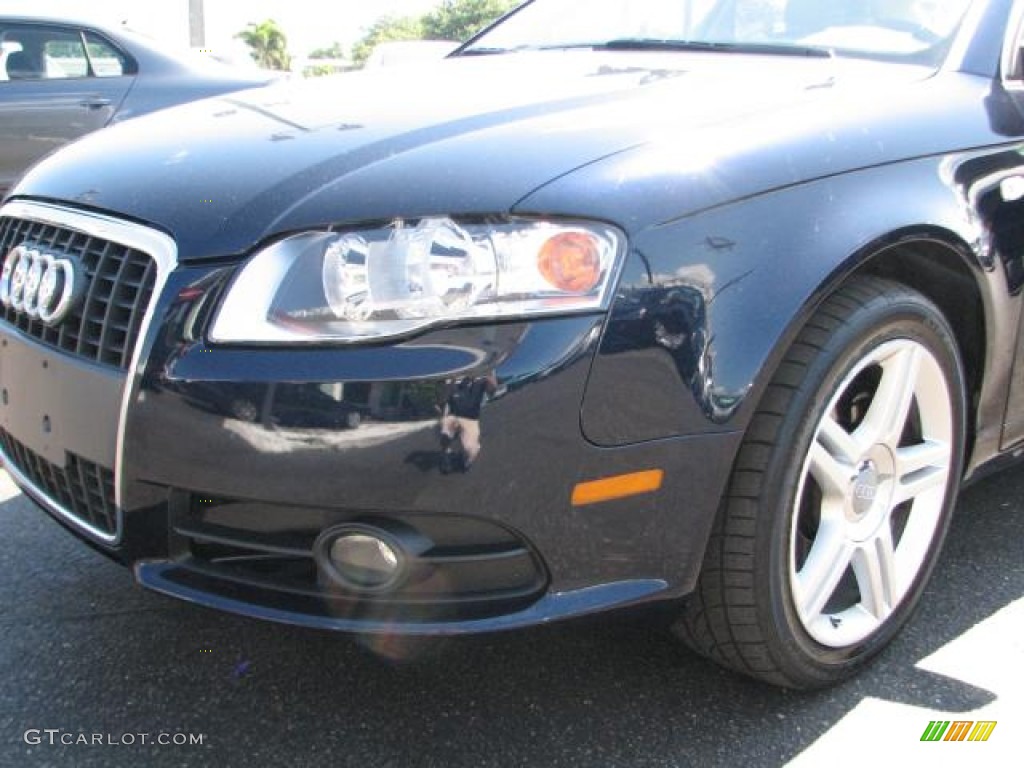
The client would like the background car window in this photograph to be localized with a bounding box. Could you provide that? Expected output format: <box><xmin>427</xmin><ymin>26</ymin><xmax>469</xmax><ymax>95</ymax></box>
<box><xmin>1005</xmin><ymin>6</ymin><xmax>1024</xmax><ymax>82</ymax></box>
<box><xmin>0</xmin><ymin>26</ymin><xmax>129</xmax><ymax>81</ymax></box>
<box><xmin>43</xmin><ymin>32</ymin><xmax>89</xmax><ymax>78</ymax></box>
<box><xmin>84</xmin><ymin>32</ymin><xmax>127</xmax><ymax>77</ymax></box>
<box><xmin>0</xmin><ymin>41</ymin><xmax>22</xmax><ymax>81</ymax></box>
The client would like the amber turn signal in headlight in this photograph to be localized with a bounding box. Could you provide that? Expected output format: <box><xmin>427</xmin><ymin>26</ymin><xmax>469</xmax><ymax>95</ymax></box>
<box><xmin>538</xmin><ymin>231</ymin><xmax>604</xmax><ymax>294</ymax></box>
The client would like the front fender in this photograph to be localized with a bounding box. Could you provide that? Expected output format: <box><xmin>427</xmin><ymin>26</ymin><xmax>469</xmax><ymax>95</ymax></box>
<box><xmin>542</xmin><ymin>154</ymin><xmax>1010</xmax><ymax>447</ymax></box>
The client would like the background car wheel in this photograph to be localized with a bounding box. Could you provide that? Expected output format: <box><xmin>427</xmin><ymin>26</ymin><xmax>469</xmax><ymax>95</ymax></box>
<box><xmin>674</xmin><ymin>277</ymin><xmax>966</xmax><ymax>688</ymax></box>
<box><xmin>228</xmin><ymin>398</ymin><xmax>260</xmax><ymax>423</ymax></box>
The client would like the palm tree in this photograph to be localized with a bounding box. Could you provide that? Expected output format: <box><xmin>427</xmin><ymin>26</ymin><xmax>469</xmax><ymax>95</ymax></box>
<box><xmin>236</xmin><ymin>19</ymin><xmax>291</xmax><ymax>71</ymax></box>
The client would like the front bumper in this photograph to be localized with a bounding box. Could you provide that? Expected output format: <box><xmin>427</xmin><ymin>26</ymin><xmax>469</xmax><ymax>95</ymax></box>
<box><xmin>0</xmin><ymin>200</ymin><xmax>742</xmax><ymax>633</ymax></box>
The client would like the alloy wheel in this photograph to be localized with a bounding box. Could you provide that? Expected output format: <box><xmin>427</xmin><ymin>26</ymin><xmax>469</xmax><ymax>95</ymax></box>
<box><xmin>789</xmin><ymin>338</ymin><xmax>953</xmax><ymax>647</ymax></box>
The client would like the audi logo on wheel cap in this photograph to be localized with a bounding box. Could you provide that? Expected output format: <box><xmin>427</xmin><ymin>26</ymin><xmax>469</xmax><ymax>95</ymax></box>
<box><xmin>1</xmin><ymin>245</ymin><xmax>86</xmax><ymax>326</ymax></box>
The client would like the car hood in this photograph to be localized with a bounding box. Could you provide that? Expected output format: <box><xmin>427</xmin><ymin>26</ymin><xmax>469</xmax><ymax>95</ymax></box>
<box><xmin>10</xmin><ymin>51</ymin><xmax>967</xmax><ymax>261</ymax></box>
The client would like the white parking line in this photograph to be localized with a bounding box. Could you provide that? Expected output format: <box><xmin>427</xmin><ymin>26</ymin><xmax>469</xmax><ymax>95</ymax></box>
<box><xmin>0</xmin><ymin>469</ymin><xmax>21</xmax><ymax>503</ymax></box>
<box><xmin>787</xmin><ymin>597</ymin><xmax>1024</xmax><ymax>767</ymax></box>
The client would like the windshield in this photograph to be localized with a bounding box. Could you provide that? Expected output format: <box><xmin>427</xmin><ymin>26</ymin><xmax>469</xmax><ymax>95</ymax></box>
<box><xmin>462</xmin><ymin>0</ymin><xmax>975</xmax><ymax>63</ymax></box>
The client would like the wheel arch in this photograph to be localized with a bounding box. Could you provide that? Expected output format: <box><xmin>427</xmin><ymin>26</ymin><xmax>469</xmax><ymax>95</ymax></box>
<box><xmin>583</xmin><ymin>156</ymin><xmax>1011</xmax><ymax>460</ymax></box>
<box><xmin>698</xmin><ymin>213</ymin><xmax>1001</xmax><ymax>438</ymax></box>
<box><xmin>849</xmin><ymin>231</ymin><xmax>989</xmax><ymax>467</ymax></box>
<box><xmin>748</xmin><ymin>225</ymin><xmax>998</xmax><ymax>478</ymax></box>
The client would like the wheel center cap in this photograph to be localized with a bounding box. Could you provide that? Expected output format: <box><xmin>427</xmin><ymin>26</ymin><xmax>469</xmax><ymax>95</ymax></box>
<box><xmin>851</xmin><ymin>462</ymin><xmax>880</xmax><ymax>519</ymax></box>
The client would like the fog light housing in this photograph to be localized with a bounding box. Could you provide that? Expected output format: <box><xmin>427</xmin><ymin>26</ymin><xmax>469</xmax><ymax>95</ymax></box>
<box><xmin>325</xmin><ymin>531</ymin><xmax>405</xmax><ymax>592</ymax></box>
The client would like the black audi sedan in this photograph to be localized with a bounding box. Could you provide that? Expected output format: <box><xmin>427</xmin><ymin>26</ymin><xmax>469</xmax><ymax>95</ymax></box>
<box><xmin>0</xmin><ymin>0</ymin><xmax>1019</xmax><ymax>689</ymax></box>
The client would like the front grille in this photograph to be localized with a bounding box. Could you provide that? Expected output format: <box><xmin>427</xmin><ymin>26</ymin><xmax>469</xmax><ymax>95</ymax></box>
<box><xmin>0</xmin><ymin>427</ymin><xmax>117</xmax><ymax>536</ymax></box>
<box><xmin>0</xmin><ymin>216</ymin><xmax>157</xmax><ymax>369</ymax></box>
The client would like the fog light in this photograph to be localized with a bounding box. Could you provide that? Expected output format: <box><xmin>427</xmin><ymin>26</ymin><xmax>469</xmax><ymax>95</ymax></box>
<box><xmin>328</xmin><ymin>533</ymin><xmax>403</xmax><ymax>590</ymax></box>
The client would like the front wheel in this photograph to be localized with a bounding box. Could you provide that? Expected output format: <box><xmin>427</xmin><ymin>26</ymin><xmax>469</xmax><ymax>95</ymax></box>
<box><xmin>676</xmin><ymin>277</ymin><xmax>966</xmax><ymax>688</ymax></box>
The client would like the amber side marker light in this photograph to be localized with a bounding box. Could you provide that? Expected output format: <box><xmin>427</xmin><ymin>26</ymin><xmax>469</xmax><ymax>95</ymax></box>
<box><xmin>538</xmin><ymin>231</ymin><xmax>603</xmax><ymax>293</ymax></box>
<box><xmin>571</xmin><ymin>470</ymin><xmax>665</xmax><ymax>507</ymax></box>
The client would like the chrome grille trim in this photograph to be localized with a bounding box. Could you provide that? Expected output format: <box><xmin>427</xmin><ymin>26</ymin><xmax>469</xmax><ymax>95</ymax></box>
<box><xmin>0</xmin><ymin>200</ymin><xmax>178</xmax><ymax>545</ymax></box>
<box><xmin>0</xmin><ymin>427</ymin><xmax>117</xmax><ymax>539</ymax></box>
<box><xmin>0</xmin><ymin>220</ymin><xmax>157</xmax><ymax>368</ymax></box>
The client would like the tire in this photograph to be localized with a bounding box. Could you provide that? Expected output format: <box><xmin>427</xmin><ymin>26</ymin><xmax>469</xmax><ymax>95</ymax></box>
<box><xmin>228</xmin><ymin>398</ymin><xmax>259</xmax><ymax>423</ymax></box>
<box><xmin>675</xmin><ymin>277</ymin><xmax>966</xmax><ymax>688</ymax></box>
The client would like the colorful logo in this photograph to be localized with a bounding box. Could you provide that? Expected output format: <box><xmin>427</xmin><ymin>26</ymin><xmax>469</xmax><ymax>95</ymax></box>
<box><xmin>920</xmin><ymin>721</ymin><xmax>997</xmax><ymax>742</ymax></box>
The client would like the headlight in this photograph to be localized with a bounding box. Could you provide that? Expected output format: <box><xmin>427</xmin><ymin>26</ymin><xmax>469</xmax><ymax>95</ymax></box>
<box><xmin>210</xmin><ymin>217</ymin><xmax>624</xmax><ymax>344</ymax></box>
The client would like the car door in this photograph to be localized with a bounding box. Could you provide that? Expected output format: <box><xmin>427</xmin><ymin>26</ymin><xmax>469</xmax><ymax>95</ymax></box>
<box><xmin>987</xmin><ymin>0</ymin><xmax>1024</xmax><ymax>448</ymax></box>
<box><xmin>0</xmin><ymin>23</ymin><xmax>135</xmax><ymax>196</ymax></box>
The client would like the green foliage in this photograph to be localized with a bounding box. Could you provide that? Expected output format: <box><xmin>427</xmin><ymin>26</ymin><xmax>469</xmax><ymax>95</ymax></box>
<box><xmin>350</xmin><ymin>0</ymin><xmax>519</xmax><ymax>67</ymax></box>
<box><xmin>422</xmin><ymin>0</ymin><xmax>519</xmax><ymax>41</ymax></box>
<box><xmin>304</xmin><ymin>64</ymin><xmax>338</xmax><ymax>78</ymax></box>
<box><xmin>236</xmin><ymin>19</ymin><xmax>291</xmax><ymax>71</ymax></box>
<box><xmin>350</xmin><ymin>16</ymin><xmax>425</xmax><ymax>66</ymax></box>
<box><xmin>309</xmin><ymin>42</ymin><xmax>345</xmax><ymax>60</ymax></box>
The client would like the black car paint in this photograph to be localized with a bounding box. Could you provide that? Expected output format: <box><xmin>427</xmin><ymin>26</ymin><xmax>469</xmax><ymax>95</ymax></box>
<box><xmin>13</xmin><ymin>56</ymin><xmax>980</xmax><ymax>256</ymax></box>
<box><xmin>17</xmin><ymin>63</ymin><xmax>1020</xmax><ymax>452</ymax></box>
<box><xmin>3</xmin><ymin>0</ymin><xmax>1024</xmax><ymax>632</ymax></box>
<box><xmin>122</xmin><ymin>269</ymin><xmax>742</xmax><ymax>597</ymax></box>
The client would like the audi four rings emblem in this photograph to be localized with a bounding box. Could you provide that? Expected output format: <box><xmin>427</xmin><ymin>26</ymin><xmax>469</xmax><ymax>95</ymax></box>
<box><xmin>0</xmin><ymin>245</ymin><xmax>86</xmax><ymax>326</ymax></box>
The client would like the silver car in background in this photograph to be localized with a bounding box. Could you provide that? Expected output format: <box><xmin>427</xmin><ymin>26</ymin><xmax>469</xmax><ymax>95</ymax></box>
<box><xmin>0</xmin><ymin>16</ymin><xmax>276</xmax><ymax>198</ymax></box>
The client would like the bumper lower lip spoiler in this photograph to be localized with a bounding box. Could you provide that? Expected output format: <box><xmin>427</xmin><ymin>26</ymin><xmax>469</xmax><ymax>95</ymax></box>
<box><xmin>135</xmin><ymin>559</ymin><xmax>669</xmax><ymax>635</ymax></box>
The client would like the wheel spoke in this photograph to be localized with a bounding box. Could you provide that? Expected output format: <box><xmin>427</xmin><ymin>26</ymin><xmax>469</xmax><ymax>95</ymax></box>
<box><xmin>795</xmin><ymin>521</ymin><xmax>853</xmax><ymax>620</ymax></box>
<box><xmin>892</xmin><ymin>440</ymin><xmax>950</xmax><ymax>506</ymax></box>
<box><xmin>851</xmin><ymin>526</ymin><xmax>897</xmax><ymax>620</ymax></box>
<box><xmin>855</xmin><ymin>345</ymin><xmax>921</xmax><ymax>448</ymax></box>
<box><xmin>818</xmin><ymin>415</ymin><xmax>863</xmax><ymax>465</ymax></box>
<box><xmin>808</xmin><ymin>438</ymin><xmax>854</xmax><ymax>498</ymax></box>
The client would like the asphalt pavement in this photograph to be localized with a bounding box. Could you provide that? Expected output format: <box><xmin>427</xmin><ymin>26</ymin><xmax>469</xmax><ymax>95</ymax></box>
<box><xmin>0</xmin><ymin>466</ymin><xmax>1021</xmax><ymax>768</ymax></box>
